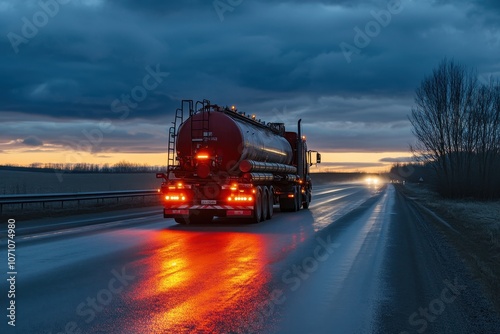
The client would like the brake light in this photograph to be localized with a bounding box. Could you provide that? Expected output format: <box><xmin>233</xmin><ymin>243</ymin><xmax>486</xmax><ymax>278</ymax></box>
<box><xmin>165</xmin><ymin>194</ymin><xmax>186</xmax><ymax>201</ymax></box>
<box><xmin>196</xmin><ymin>154</ymin><xmax>209</xmax><ymax>160</ymax></box>
<box><xmin>227</xmin><ymin>196</ymin><xmax>253</xmax><ymax>202</ymax></box>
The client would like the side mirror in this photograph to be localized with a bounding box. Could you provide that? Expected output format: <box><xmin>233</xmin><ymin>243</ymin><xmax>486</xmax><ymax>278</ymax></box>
<box><xmin>156</xmin><ymin>173</ymin><xmax>166</xmax><ymax>179</ymax></box>
<box><xmin>316</xmin><ymin>153</ymin><xmax>321</xmax><ymax>164</ymax></box>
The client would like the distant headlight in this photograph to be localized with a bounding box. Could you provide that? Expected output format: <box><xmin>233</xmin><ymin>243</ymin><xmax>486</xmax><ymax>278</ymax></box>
<box><xmin>365</xmin><ymin>177</ymin><xmax>380</xmax><ymax>185</ymax></box>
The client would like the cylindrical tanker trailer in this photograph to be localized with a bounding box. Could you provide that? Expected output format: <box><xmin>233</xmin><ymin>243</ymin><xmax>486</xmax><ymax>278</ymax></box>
<box><xmin>176</xmin><ymin>110</ymin><xmax>294</xmax><ymax>176</ymax></box>
<box><xmin>157</xmin><ymin>99</ymin><xmax>321</xmax><ymax>224</ymax></box>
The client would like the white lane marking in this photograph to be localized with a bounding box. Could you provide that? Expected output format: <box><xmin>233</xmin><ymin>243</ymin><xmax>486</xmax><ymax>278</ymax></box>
<box><xmin>17</xmin><ymin>215</ymin><xmax>163</xmax><ymax>241</ymax></box>
<box><xmin>314</xmin><ymin>186</ymin><xmax>358</xmax><ymax>196</ymax></box>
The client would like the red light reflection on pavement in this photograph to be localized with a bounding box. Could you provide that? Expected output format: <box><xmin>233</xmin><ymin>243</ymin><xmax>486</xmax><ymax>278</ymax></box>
<box><xmin>124</xmin><ymin>229</ymin><xmax>272</xmax><ymax>333</ymax></box>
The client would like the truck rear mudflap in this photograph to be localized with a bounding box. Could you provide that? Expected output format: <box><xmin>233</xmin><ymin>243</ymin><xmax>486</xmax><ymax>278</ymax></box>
<box><xmin>164</xmin><ymin>205</ymin><xmax>254</xmax><ymax>218</ymax></box>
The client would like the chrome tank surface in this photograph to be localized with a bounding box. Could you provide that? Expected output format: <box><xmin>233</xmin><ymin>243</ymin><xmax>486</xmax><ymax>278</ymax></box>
<box><xmin>176</xmin><ymin>111</ymin><xmax>293</xmax><ymax>174</ymax></box>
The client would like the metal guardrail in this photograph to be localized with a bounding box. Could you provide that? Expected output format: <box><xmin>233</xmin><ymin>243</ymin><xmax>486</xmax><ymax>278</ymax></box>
<box><xmin>0</xmin><ymin>190</ymin><xmax>159</xmax><ymax>213</ymax></box>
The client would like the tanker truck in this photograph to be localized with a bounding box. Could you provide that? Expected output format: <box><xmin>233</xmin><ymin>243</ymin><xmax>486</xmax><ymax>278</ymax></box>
<box><xmin>157</xmin><ymin>99</ymin><xmax>321</xmax><ymax>224</ymax></box>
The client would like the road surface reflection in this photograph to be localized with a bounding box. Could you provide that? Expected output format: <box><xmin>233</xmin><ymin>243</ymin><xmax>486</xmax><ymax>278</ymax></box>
<box><xmin>125</xmin><ymin>228</ymin><xmax>272</xmax><ymax>333</ymax></box>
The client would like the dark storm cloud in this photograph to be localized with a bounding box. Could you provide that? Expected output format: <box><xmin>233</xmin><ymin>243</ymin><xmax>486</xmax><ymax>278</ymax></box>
<box><xmin>320</xmin><ymin>161</ymin><xmax>386</xmax><ymax>170</ymax></box>
<box><xmin>0</xmin><ymin>0</ymin><xmax>499</xmax><ymax>156</ymax></box>
<box><xmin>0</xmin><ymin>113</ymin><xmax>168</xmax><ymax>154</ymax></box>
<box><xmin>379</xmin><ymin>156</ymin><xmax>415</xmax><ymax>163</ymax></box>
<box><xmin>22</xmin><ymin>136</ymin><xmax>43</xmax><ymax>146</ymax></box>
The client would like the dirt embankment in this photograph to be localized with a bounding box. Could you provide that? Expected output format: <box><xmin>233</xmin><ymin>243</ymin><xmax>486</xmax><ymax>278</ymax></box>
<box><xmin>396</xmin><ymin>183</ymin><xmax>500</xmax><ymax>312</ymax></box>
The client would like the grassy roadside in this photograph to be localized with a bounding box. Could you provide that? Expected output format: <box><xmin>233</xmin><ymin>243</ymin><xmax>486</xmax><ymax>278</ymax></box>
<box><xmin>396</xmin><ymin>183</ymin><xmax>500</xmax><ymax>312</ymax></box>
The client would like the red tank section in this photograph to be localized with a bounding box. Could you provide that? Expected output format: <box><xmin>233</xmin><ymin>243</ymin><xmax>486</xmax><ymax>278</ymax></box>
<box><xmin>176</xmin><ymin>111</ymin><xmax>293</xmax><ymax>174</ymax></box>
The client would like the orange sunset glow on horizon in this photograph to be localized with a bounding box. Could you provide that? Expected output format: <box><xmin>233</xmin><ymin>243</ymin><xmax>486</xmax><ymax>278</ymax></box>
<box><xmin>0</xmin><ymin>149</ymin><xmax>412</xmax><ymax>174</ymax></box>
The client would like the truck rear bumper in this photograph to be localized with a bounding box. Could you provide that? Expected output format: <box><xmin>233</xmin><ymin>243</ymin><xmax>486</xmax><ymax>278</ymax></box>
<box><xmin>163</xmin><ymin>205</ymin><xmax>253</xmax><ymax>218</ymax></box>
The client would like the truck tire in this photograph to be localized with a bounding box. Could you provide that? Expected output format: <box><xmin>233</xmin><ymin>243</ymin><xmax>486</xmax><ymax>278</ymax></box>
<box><xmin>250</xmin><ymin>186</ymin><xmax>262</xmax><ymax>224</ymax></box>
<box><xmin>303</xmin><ymin>191</ymin><xmax>311</xmax><ymax>209</ymax></box>
<box><xmin>174</xmin><ymin>217</ymin><xmax>188</xmax><ymax>225</ymax></box>
<box><xmin>267</xmin><ymin>186</ymin><xmax>274</xmax><ymax>220</ymax></box>
<box><xmin>292</xmin><ymin>186</ymin><xmax>300</xmax><ymax>212</ymax></box>
<box><xmin>261</xmin><ymin>187</ymin><xmax>269</xmax><ymax>221</ymax></box>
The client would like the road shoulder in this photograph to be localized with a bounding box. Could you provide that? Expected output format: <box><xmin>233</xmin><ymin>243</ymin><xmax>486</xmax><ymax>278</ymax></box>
<box><xmin>395</xmin><ymin>183</ymin><xmax>500</xmax><ymax>313</ymax></box>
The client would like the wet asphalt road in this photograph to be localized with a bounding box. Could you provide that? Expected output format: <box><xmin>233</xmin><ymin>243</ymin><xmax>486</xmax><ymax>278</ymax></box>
<box><xmin>1</xmin><ymin>182</ymin><xmax>499</xmax><ymax>333</ymax></box>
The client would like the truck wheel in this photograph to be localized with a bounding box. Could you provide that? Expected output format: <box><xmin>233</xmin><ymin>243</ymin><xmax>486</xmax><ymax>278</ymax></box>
<box><xmin>174</xmin><ymin>217</ymin><xmax>187</xmax><ymax>225</ymax></box>
<box><xmin>292</xmin><ymin>187</ymin><xmax>300</xmax><ymax>212</ymax></box>
<box><xmin>267</xmin><ymin>186</ymin><xmax>274</xmax><ymax>220</ymax></box>
<box><xmin>250</xmin><ymin>186</ymin><xmax>262</xmax><ymax>224</ymax></box>
<box><xmin>303</xmin><ymin>191</ymin><xmax>311</xmax><ymax>209</ymax></box>
<box><xmin>262</xmin><ymin>187</ymin><xmax>269</xmax><ymax>221</ymax></box>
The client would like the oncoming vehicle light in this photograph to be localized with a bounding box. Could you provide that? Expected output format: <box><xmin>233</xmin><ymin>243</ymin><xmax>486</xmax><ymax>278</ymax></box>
<box><xmin>365</xmin><ymin>177</ymin><xmax>380</xmax><ymax>185</ymax></box>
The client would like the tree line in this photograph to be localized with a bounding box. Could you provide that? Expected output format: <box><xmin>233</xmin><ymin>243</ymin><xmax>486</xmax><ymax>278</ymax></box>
<box><xmin>408</xmin><ymin>58</ymin><xmax>500</xmax><ymax>199</ymax></box>
<box><xmin>0</xmin><ymin>161</ymin><xmax>164</xmax><ymax>173</ymax></box>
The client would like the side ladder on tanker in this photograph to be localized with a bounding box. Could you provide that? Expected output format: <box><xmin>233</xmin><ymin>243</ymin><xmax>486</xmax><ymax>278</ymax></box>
<box><xmin>167</xmin><ymin>100</ymin><xmax>194</xmax><ymax>174</ymax></box>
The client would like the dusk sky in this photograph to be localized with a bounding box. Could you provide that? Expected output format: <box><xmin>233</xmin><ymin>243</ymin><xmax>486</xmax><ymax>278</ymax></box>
<box><xmin>1</xmin><ymin>0</ymin><xmax>499</xmax><ymax>172</ymax></box>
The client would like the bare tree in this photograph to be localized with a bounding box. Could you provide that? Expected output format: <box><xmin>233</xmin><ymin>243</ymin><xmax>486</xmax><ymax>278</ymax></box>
<box><xmin>409</xmin><ymin>58</ymin><xmax>500</xmax><ymax>198</ymax></box>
